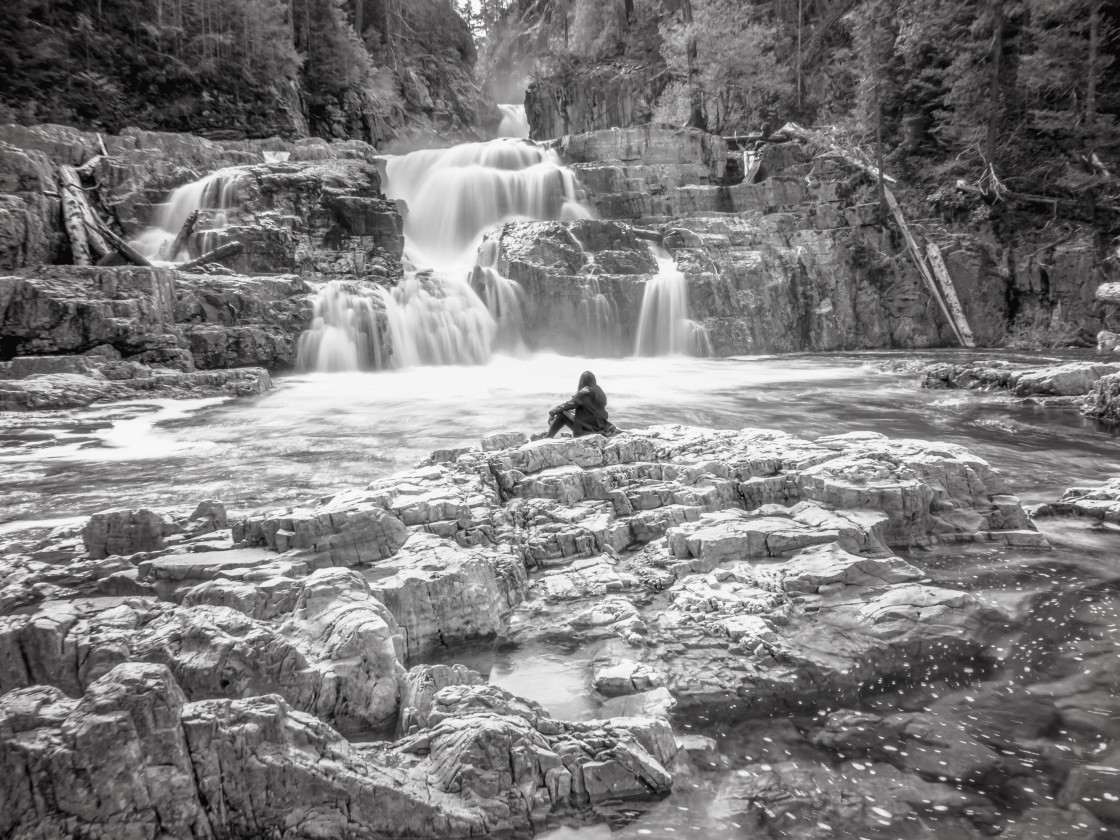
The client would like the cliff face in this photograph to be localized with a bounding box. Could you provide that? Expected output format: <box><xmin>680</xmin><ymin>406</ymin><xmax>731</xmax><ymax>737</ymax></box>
<box><xmin>485</xmin><ymin>126</ymin><xmax>1101</xmax><ymax>354</ymax></box>
<box><xmin>0</xmin><ymin>124</ymin><xmax>403</xmax><ymax>389</ymax></box>
<box><xmin>525</xmin><ymin>61</ymin><xmax>665</xmax><ymax>141</ymax></box>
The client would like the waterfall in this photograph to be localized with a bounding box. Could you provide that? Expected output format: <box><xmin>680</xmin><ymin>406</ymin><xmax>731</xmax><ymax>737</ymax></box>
<box><xmin>578</xmin><ymin>277</ymin><xmax>622</xmax><ymax>356</ymax></box>
<box><xmin>384</xmin><ymin>140</ymin><xmax>592</xmax><ymax>269</ymax></box>
<box><xmin>295</xmin><ymin>281</ymin><xmax>385</xmax><ymax>372</ymax></box>
<box><xmin>497</xmin><ymin>104</ymin><xmax>530</xmax><ymax>139</ymax></box>
<box><xmin>473</xmin><ymin>238</ymin><xmax>527</xmax><ymax>354</ymax></box>
<box><xmin>130</xmin><ymin>168</ymin><xmax>247</xmax><ymax>263</ymax></box>
<box><xmin>377</xmin><ymin>267</ymin><xmax>497</xmax><ymax>367</ymax></box>
<box><xmin>634</xmin><ymin>245</ymin><xmax>712</xmax><ymax>357</ymax></box>
<box><xmin>298</xmin><ymin>138</ymin><xmax>600</xmax><ymax>371</ymax></box>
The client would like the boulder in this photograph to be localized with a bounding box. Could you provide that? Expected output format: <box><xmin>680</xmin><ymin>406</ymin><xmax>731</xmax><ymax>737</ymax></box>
<box><xmin>368</xmin><ymin>534</ymin><xmax>528</xmax><ymax>660</ymax></box>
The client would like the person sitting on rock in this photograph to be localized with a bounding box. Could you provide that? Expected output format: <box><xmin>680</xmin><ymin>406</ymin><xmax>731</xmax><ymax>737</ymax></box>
<box><xmin>543</xmin><ymin>370</ymin><xmax>617</xmax><ymax>438</ymax></box>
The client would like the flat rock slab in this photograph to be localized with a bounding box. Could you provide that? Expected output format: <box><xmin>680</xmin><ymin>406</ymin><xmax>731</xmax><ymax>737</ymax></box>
<box><xmin>139</xmin><ymin>547</ymin><xmax>300</xmax><ymax>582</ymax></box>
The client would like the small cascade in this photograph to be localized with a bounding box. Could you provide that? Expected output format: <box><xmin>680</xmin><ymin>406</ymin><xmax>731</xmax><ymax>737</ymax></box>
<box><xmin>130</xmin><ymin>168</ymin><xmax>247</xmax><ymax>263</ymax></box>
<box><xmin>296</xmin><ymin>281</ymin><xmax>385</xmax><ymax>372</ymax></box>
<box><xmin>379</xmin><ymin>268</ymin><xmax>496</xmax><ymax>367</ymax></box>
<box><xmin>384</xmin><ymin>140</ymin><xmax>592</xmax><ymax>270</ymax></box>
<box><xmin>496</xmin><ymin>104</ymin><xmax>530</xmax><ymax>139</ymax></box>
<box><xmin>634</xmin><ymin>245</ymin><xmax>712</xmax><ymax>357</ymax></box>
<box><xmin>578</xmin><ymin>277</ymin><xmax>622</xmax><ymax>356</ymax></box>
<box><xmin>473</xmin><ymin>238</ymin><xmax>527</xmax><ymax>354</ymax></box>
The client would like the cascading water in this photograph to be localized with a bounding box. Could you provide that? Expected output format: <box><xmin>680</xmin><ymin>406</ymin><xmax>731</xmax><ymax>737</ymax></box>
<box><xmin>578</xmin><ymin>277</ymin><xmax>622</xmax><ymax>356</ymax></box>
<box><xmin>131</xmin><ymin>168</ymin><xmax>246</xmax><ymax>263</ymax></box>
<box><xmin>634</xmin><ymin>244</ymin><xmax>712</xmax><ymax>356</ymax></box>
<box><xmin>299</xmin><ymin>138</ymin><xmax>593</xmax><ymax>371</ymax></box>
<box><xmin>496</xmin><ymin>104</ymin><xmax>530</xmax><ymax>139</ymax></box>
<box><xmin>295</xmin><ymin>281</ymin><xmax>385</xmax><ymax>372</ymax></box>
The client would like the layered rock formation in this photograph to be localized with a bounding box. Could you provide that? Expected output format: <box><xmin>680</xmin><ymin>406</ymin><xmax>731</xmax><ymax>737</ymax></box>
<box><xmin>6</xmin><ymin>423</ymin><xmax>1117</xmax><ymax>837</ymax></box>
<box><xmin>473</xmin><ymin>125</ymin><xmax>1105</xmax><ymax>355</ymax></box>
<box><xmin>525</xmin><ymin>60</ymin><xmax>667</xmax><ymax>141</ymax></box>
<box><xmin>1</xmin><ymin>125</ymin><xmax>405</xmax><ymax>405</ymax></box>
<box><xmin>918</xmin><ymin>357</ymin><xmax>1120</xmax><ymax>422</ymax></box>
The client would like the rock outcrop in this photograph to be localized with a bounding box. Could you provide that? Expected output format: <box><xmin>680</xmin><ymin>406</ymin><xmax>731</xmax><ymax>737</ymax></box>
<box><xmin>526</xmin><ymin>60</ymin><xmax>666</xmax><ymax>141</ymax></box>
<box><xmin>0</xmin><ymin>127</ymin><xmax>408</xmax><ymax>400</ymax></box>
<box><xmin>7</xmin><ymin>425</ymin><xmax>1115</xmax><ymax>839</ymax></box>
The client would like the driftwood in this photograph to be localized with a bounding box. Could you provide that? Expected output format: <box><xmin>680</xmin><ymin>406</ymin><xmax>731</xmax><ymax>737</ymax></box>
<box><xmin>58</xmin><ymin>167</ymin><xmax>91</xmax><ymax>265</ymax></box>
<box><xmin>166</xmin><ymin>210</ymin><xmax>198</xmax><ymax>262</ymax></box>
<box><xmin>177</xmin><ymin>241</ymin><xmax>243</xmax><ymax>271</ymax></box>
<box><xmin>84</xmin><ymin>218</ymin><xmax>152</xmax><ymax>267</ymax></box>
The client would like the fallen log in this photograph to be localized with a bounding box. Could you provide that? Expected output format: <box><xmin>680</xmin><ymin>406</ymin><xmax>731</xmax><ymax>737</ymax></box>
<box><xmin>166</xmin><ymin>210</ymin><xmax>198</xmax><ymax>262</ymax></box>
<box><xmin>84</xmin><ymin>218</ymin><xmax>152</xmax><ymax>267</ymax></box>
<box><xmin>177</xmin><ymin>241</ymin><xmax>243</xmax><ymax>271</ymax></box>
<box><xmin>58</xmin><ymin>167</ymin><xmax>91</xmax><ymax>265</ymax></box>
<box><xmin>926</xmin><ymin>242</ymin><xmax>976</xmax><ymax>347</ymax></box>
<box><xmin>883</xmin><ymin>188</ymin><xmax>972</xmax><ymax>347</ymax></box>
<box><xmin>58</xmin><ymin>166</ymin><xmax>112</xmax><ymax>260</ymax></box>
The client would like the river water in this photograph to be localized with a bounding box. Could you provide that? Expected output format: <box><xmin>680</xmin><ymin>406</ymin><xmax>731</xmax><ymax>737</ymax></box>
<box><xmin>3</xmin><ymin>349</ymin><xmax>1120</xmax><ymax>838</ymax></box>
<box><xmin>2</xmin><ymin>348</ymin><xmax>1115</xmax><ymax>530</ymax></box>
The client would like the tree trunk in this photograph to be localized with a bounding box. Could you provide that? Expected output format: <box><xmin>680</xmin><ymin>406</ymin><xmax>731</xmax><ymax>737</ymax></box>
<box><xmin>354</xmin><ymin>0</ymin><xmax>363</xmax><ymax>38</ymax></box>
<box><xmin>875</xmin><ymin>81</ymin><xmax>886</xmax><ymax>220</ymax></box>
<box><xmin>986</xmin><ymin>0</ymin><xmax>1004</xmax><ymax>168</ymax></box>
<box><xmin>167</xmin><ymin>209</ymin><xmax>198</xmax><ymax>263</ymax></box>
<box><xmin>58</xmin><ymin>166</ymin><xmax>104</xmax><ymax>265</ymax></box>
<box><xmin>1086</xmin><ymin>0</ymin><xmax>1100</xmax><ymax>133</ymax></box>
<box><xmin>84</xmin><ymin>219</ymin><xmax>153</xmax><ymax>267</ymax></box>
<box><xmin>178</xmin><ymin>241</ymin><xmax>244</xmax><ymax>271</ymax></box>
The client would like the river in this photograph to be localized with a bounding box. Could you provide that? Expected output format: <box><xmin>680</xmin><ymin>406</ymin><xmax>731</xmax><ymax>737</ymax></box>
<box><xmin>3</xmin><ymin>349</ymin><xmax>1115</xmax><ymax>531</ymax></box>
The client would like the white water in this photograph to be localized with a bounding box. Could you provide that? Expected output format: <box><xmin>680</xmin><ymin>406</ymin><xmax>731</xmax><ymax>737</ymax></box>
<box><xmin>496</xmin><ymin>104</ymin><xmax>530</xmax><ymax>139</ymax></box>
<box><xmin>131</xmin><ymin>168</ymin><xmax>246</xmax><ymax>263</ymax></box>
<box><xmin>634</xmin><ymin>245</ymin><xmax>712</xmax><ymax>356</ymax></box>
<box><xmin>295</xmin><ymin>281</ymin><xmax>385</xmax><ymax>372</ymax></box>
<box><xmin>299</xmin><ymin>139</ymin><xmax>593</xmax><ymax>371</ymax></box>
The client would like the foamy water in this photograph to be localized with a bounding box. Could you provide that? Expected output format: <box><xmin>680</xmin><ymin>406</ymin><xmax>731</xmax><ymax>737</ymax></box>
<box><xmin>3</xmin><ymin>352</ymin><xmax>1118</xmax><ymax>527</ymax></box>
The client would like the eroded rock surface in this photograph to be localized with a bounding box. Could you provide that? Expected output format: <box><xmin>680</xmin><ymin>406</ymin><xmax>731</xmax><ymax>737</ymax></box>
<box><xmin>5</xmin><ymin>424</ymin><xmax>1104</xmax><ymax>840</ymax></box>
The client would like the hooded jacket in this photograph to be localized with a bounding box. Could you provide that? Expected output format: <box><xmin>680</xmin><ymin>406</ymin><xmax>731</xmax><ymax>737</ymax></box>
<box><xmin>554</xmin><ymin>371</ymin><xmax>611</xmax><ymax>436</ymax></box>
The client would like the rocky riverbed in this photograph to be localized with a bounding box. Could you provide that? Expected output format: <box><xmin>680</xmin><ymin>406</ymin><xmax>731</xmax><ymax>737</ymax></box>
<box><xmin>3</xmin><ymin>418</ymin><xmax>1119</xmax><ymax>839</ymax></box>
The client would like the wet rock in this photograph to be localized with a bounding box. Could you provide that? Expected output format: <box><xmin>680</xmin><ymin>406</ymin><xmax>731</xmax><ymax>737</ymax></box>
<box><xmin>1001</xmin><ymin>805</ymin><xmax>1102</xmax><ymax>840</ymax></box>
<box><xmin>236</xmin><ymin>490</ymin><xmax>410</xmax><ymax>567</ymax></box>
<box><xmin>1082</xmin><ymin>370</ymin><xmax>1120</xmax><ymax>423</ymax></box>
<box><xmin>1037</xmin><ymin>476</ymin><xmax>1120</xmax><ymax>523</ymax></box>
<box><xmin>368</xmin><ymin>533</ymin><xmax>528</xmax><ymax>660</ymax></box>
<box><xmin>395</xmin><ymin>682</ymin><xmax>678</xmax><ymax>826</ymax></box>
<box><xmin>397</xmin><ymin>663</ymin><xmax>486</xmax><ymax>734</ymax></box>
<box><xmin>0</xmin><ymin>365</ymin><xmax>271</xmax><ymax>410</ymax></box>
<box><xmin>726</xmin><ymin>759</ymin><xmax>996</xmax><ymax>839</ymax></box>
<box><xmin>1058</xmin><ymin>754</ymin><xmax>1120</xmax><ymax>823</ymax></box>
<box><xmin>924</xmin><ymin>360</ymin><xmax>1120</xmax><ymax>400</ymax></box>
<box><xmin>83</xmin><ymin>508</ymin><xmax>181</xmax><ymax>559</ymax></box>
<box><xmin>601</xmin><ymin>687</ymin><xmax>677</xmax><ymax>719</ymax></box>
<box><xmin>676</xmin><ymin>734</ymin><xmax>721</xmax><ymax>769</ymax></box>
<box><xmin>0</xmin><ymin>662</ymin><xmax>487</xmax><ymax>840</ymax></box>
<box><xmin>0</xmin><ymin>577</ymin><xmax>406</xmax><ymax>734</ymax></box>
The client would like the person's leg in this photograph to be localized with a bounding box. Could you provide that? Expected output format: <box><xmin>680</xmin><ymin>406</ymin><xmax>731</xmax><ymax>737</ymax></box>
<box><xmin>546</xmin><ymin>411</ymin><xmax>574</xmax><ymax>438</ymax></box>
